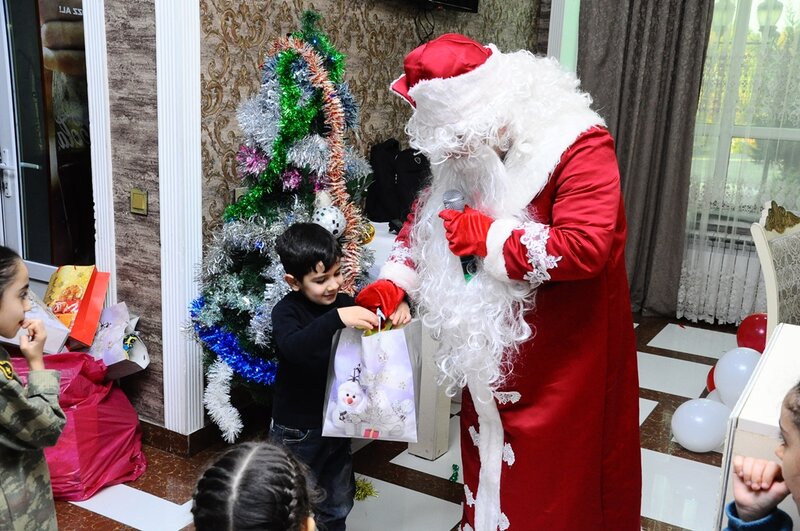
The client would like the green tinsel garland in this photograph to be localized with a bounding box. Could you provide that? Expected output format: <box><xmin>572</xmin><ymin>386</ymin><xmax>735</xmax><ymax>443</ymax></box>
<box><xmin>294</xmin><ymin>11</ymin><xmax>344</xmax><ymax>83</ymax></box>
<box><xmin>225</xmin><ymin>48</ymin><xmax>321</xmax><ymax>221</ymax></box>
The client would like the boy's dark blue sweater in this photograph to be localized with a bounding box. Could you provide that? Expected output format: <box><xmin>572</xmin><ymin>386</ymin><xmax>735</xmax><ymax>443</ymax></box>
<box><xmin>270</xmin><ymin>291</ymin><xmax>353</xmax><ymax>429</ymax></box>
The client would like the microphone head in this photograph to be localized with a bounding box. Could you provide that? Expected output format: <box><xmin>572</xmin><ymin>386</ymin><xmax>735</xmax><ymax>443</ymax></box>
<box><xmin>442</xmin><ymin>189</ymin><xmax>466</xmax><ymax>211</ymax></box>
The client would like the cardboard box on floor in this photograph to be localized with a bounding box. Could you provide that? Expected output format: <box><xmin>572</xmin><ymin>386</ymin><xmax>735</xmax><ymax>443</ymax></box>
<box><xmin>88</xmin><ymin>302</ymin><xmax>150</xmax><ymax>380</ymax></box>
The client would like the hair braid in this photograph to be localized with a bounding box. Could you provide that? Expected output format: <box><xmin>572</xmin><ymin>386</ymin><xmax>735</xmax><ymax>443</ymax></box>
<box><xmin>193</xmin><ymin>442</ymin><xmax>320</xmax><ymax>531</ymax></box>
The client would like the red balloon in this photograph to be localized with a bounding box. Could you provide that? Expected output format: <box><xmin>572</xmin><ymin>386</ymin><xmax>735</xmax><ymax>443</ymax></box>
<box><xmin>707</xmin><ymin>365</ymin><xmax>716</xmax><ymax>392</ymax></box>
<box><xmin>737</xmin><ymin>313</ymin><xmax>768</xmax><ymax>353</ymax></box>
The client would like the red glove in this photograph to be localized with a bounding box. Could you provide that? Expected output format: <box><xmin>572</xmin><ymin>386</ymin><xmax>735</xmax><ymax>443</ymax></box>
<box><xmin>438</xmin><ymin>205</ymin><xmax>494</xmax><ymax>257</ymax></box>
<box><xmin>355</xmin><ymin>279</ymin><xmax>406</xmax><ymax>317</ymax></box>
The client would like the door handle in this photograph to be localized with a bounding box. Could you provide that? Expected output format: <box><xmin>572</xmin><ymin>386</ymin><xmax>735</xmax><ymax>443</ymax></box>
<box><xmin>2</xmin><ymin>168</ymin><xmax>14</xmax><ymax>198</ymax></box>
<box><xmin>0</xmin><ymin>148</ymin><xmax>15</xmax><ymax>197</ymax></box>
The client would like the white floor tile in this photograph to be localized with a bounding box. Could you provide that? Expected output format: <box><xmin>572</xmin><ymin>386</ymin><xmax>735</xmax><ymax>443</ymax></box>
<box><xmin>640</xmin><ymin>398</ymin><xmax>658</xmax><ymax>425</ymax></box>
<box><xmin>391</xmin><ymin>416</ymin><xmax>462</xmax><ymax>483</ymax></box>
<box><xmin>648</xmin><ymin>324</ymin><xmax>737</xmax><ymax>359</ymax></box>
<box><xmin>71</xmin><ymin>484</ymin><xmax>192</xmax><ymax>530</ymax></box>
<box><xmin>641</xmin><ymin>449</ymin><xmax>721</xmax><ymax>531</ymax></box>
<box><xmin>637</xmin><ymin>352</ymin><xmax>709</xmax><ymax>398</ymax></box>
<box><xmin>348</xmin><ymin>475</ymin><xmax>462</xmax><ymax>530</ymax></box>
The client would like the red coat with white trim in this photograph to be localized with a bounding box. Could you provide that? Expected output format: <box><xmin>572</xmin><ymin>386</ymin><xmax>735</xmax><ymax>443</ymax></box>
<box><xmin>386</xmin><ymin>127</ymin><xmax>641</xmax><ymax>530</ymax></box>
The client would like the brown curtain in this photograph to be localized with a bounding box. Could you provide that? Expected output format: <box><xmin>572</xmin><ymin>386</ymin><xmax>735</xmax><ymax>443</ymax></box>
<box><xmin>577</xmin><ymin>2</ymin><xmax>714</xmax><ymax>315</ymax></box>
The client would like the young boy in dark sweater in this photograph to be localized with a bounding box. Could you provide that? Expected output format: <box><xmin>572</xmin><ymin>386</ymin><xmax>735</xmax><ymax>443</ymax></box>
<box><xmin>270</xmin><ymin>222</ymin><xmax>409</xmax><ymax>531</ymax></box>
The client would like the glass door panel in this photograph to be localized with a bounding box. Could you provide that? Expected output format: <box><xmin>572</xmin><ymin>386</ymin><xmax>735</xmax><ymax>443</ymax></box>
<box><xmin>0</xmin><ymin>0</ymin><xmax>94</xmax><ymax>281</ymax></box>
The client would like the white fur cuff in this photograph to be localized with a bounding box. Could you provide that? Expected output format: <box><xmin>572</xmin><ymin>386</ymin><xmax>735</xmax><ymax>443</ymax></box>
<box><xmin>484</xmin><ymin>218</ymin><xmax>520</xmax><ymax>282</ymax></box>
<box><xmin>379</xmin><ymin>261</ymin><xmax>420</xmax><ymax>294</ymax></box>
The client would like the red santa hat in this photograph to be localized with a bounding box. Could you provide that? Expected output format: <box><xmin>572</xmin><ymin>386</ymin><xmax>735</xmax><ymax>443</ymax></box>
<box><xmin>391</xmin><ymin>33</ymin><xmax>493</xmax><ymax>107</ymax></box>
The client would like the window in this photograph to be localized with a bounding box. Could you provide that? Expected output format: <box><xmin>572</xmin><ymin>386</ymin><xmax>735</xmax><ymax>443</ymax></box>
<box><xmin>678</xmin><ymin>0</ymin><xmax>800</xmax><ymax>323</ymax></box>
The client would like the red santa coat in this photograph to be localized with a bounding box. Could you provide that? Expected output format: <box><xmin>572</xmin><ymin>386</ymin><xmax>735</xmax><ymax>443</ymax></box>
<box><xmin>461</xmin><ymin>127</ymin><xmax>641</xmax><ymax>529</ymax></box>
<box><xmin>385</xmin><ymin>127</ymin><xmax>641</xmax><ymax>530</ymax></box>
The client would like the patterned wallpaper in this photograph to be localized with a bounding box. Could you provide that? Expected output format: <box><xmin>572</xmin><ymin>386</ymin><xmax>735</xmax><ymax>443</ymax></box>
<box><xmin>200</xmin><ymin>0</ymin><xmax>543</xmax><ymax>231</ymax></box>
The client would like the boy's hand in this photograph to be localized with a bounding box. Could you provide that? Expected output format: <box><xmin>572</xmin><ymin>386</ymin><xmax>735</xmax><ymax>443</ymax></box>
<box><xmin>338</xmin><ymin>306</ymin><xmax>379</xmax><ymax>330</ymax></box>
<box><xmin>732</xmin><ymin>455</ymin><xmax>789</xmax><ymax>521</ymax></box>
<box><xmin>389</xmin><ymin>301</ymin><xmax>412</xmax><ymax>326</ymax></box>
<box><xmin>19</xmin><ymin>319</ymin><xmax>47</xmax><ymax>371</ymax></box>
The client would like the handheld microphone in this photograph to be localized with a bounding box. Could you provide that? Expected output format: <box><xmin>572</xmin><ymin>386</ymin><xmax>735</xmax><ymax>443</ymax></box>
<box><xmin>442</xmin><ymin>189</ymin><xmax>478</xmax><ymax>281</ymax></box>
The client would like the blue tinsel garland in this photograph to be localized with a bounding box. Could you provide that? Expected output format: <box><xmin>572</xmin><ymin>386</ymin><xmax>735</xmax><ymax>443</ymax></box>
<box><xmin>190</xmin><ymin>298</ymin><xmax>278</xmax><ymax>386</ymax></box>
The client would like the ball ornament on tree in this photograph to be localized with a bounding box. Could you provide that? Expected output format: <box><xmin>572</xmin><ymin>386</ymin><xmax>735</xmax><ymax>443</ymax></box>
<box><xmin>313</xmin><ymin>205</ymin><xmax>347</xmax><ymax>237</ymax></box>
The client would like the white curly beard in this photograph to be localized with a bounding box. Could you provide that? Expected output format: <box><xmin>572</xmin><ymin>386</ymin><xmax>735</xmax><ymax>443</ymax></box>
<box><xmin>409</xmin><ymin>144</ymin><xmax>536</xmax><ymax>395</ymax></box>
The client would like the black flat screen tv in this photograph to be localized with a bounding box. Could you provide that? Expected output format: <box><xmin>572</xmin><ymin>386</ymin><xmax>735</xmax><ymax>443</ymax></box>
<box><xmin>425</xmin><ymin>0</ymin><xmax>479</xmax><ymax>13</ymax></box>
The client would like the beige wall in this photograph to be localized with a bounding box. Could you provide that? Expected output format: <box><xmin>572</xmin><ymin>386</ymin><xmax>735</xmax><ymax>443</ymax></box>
<box><xmin>105</xmin><ymin>0</ymin><xmax>546</xmax><ymax>427</ymax></box>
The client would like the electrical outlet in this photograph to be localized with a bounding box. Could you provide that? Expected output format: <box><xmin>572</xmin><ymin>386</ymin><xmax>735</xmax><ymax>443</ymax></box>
<box><xmin>130</xmin><ymin>188</ymin><xmax>148</xmax><ymax>215</ymax></box>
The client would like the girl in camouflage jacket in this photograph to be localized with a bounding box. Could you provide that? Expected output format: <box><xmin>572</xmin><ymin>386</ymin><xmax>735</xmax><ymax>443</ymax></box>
<box><xmin>0</xmin><ymin>246</ymin><xmax>66</xmax><ymax>531</ymax></box>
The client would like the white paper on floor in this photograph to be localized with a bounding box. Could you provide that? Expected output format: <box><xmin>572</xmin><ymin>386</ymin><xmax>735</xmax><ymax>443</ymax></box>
<box><xmin>71</xmin><ymin>484</ymin><xmax>193</xmax><ymax>530</ymax></box>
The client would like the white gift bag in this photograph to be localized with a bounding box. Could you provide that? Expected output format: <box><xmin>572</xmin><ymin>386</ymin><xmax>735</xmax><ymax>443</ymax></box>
<box><xmin>322</xmin><ymin>320</ymin><xmax>422</xmax><ymax>442</ymax></box>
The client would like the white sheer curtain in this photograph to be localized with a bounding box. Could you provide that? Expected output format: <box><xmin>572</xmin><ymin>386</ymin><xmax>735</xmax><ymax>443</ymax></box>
<box><xmin>677</xmin><ymin>0</ymin><xmax>800</xmax><ymax>324</ymax></box>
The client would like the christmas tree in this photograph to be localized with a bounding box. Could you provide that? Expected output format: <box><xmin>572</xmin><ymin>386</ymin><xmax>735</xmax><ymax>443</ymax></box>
<box><xmin>190</xmin><ymin>12</ymin><xmax>374</xmax><ymax>442</ymax></box>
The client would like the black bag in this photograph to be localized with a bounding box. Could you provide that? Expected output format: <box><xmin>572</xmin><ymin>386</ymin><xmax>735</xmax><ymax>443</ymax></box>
<box><xmin>365</xmin><ymin>139</ymin><xmax>429</xmax><ymax>231</ymax></box>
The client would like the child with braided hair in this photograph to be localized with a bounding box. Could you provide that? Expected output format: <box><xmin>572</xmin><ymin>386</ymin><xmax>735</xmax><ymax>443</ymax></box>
<box><xmin>192</xmin><ymin>441</ymin><xmax>321</xmax><ymax>531</ymax></box>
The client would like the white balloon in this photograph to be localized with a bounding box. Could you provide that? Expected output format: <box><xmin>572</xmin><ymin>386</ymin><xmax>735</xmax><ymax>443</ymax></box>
<box><xmin>714</xmin><ymin>347</ymin><xmax>761</xmax><ymax>408</ymax></box>
<box><xmin>706</xmin><ymin>389</ymin><xmax>722</xmax><ymax>403</ymax></box>
<box><xmin>671</xmin><ymin>398</ymin><xmax>731</xmax><ymax>453</ymax></box>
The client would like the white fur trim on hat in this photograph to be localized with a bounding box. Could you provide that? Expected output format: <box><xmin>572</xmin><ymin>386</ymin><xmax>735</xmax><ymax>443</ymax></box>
<box><xmin>379</xmin><ymin>261</ymin><xmax>420</xmax><ymax>294</ymax></box>
<box><xmin>483</xmin><ymin>218</ymin><xmax>519</xmax><ymax>282</ymax></box>
<box><xmin>408</xmin><ymin>44</ymin><xmax>505</xmax><ymax>125</ymax></box>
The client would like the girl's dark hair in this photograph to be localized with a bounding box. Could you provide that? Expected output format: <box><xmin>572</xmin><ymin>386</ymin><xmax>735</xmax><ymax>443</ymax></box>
<box><xmin>192</xmin><ymin>442</ymin><xmax>321</xmax><ymax>531</ymax></box>
<box><xmin>0</xmin><ymin>246</ymin><xmax>22</xmax><ymax>303</ymax></box>
<box><xmin>275</xmin><ymin>222</ymin><xmax>341</xmax><ymax>279</ymax></box>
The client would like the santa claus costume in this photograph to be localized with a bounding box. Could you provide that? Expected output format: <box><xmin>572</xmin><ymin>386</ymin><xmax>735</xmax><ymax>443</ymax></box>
<box><xmin>357</xmin><ymin>34</ymin><xmax>641</xmax><ymax>530</ymax></box>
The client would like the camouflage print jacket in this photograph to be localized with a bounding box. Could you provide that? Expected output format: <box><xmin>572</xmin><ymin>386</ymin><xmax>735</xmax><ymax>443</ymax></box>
<box><xmin>0</xmin><ymin>347</ymin><xmax>66</xmax><ymax>531</ymax></box>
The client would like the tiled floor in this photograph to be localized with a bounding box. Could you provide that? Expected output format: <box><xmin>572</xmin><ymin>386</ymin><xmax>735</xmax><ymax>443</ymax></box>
<box><xmin>55</xmin><ymin>314</ymin><xmax>739</xmax><ymax>530</ymax></box>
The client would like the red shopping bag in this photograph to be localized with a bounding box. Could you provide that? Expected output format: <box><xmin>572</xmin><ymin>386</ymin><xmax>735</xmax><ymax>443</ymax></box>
<box><xmin>43</xmin><ymin>265</ymin><xmax>110</xmax><ymax>347</ymax></box>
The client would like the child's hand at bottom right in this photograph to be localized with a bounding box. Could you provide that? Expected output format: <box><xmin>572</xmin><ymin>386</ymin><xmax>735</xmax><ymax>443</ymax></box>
<box><xmin>732</xmin><ymin>455</ymin><xmax>790</xmax><ymax>522</ymax></box>
<box><xmin>338</xmin><ymin>306</ymin><xmax>379</xmax><ymax>330</ymax></box>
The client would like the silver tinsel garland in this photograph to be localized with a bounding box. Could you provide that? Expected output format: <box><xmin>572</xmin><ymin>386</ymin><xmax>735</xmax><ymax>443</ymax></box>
<box><xmin>204</xmin><ymin>359</ymin><xmax>243</xmax><ymax>443</ymax></box>
<box><xmin>196</xmin><ymin>204</ymin><xmax>310</xmax><ymax>343</ymax></box>
<box><xmin>237</xmin><ymin>79</ymin><xmax>282</xmax><ymax>157</ymax></box>
<box><xmin>287</xmin><ymin>134</ymin><xmax>330</xmax><ymax>176</ymax></box>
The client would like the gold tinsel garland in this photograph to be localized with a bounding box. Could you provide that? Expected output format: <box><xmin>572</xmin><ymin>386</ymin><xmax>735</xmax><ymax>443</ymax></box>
<box><xmin>268</xmin><ymin>36</ymin><xmax>365</xmax><ymax>294</ymax></box>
